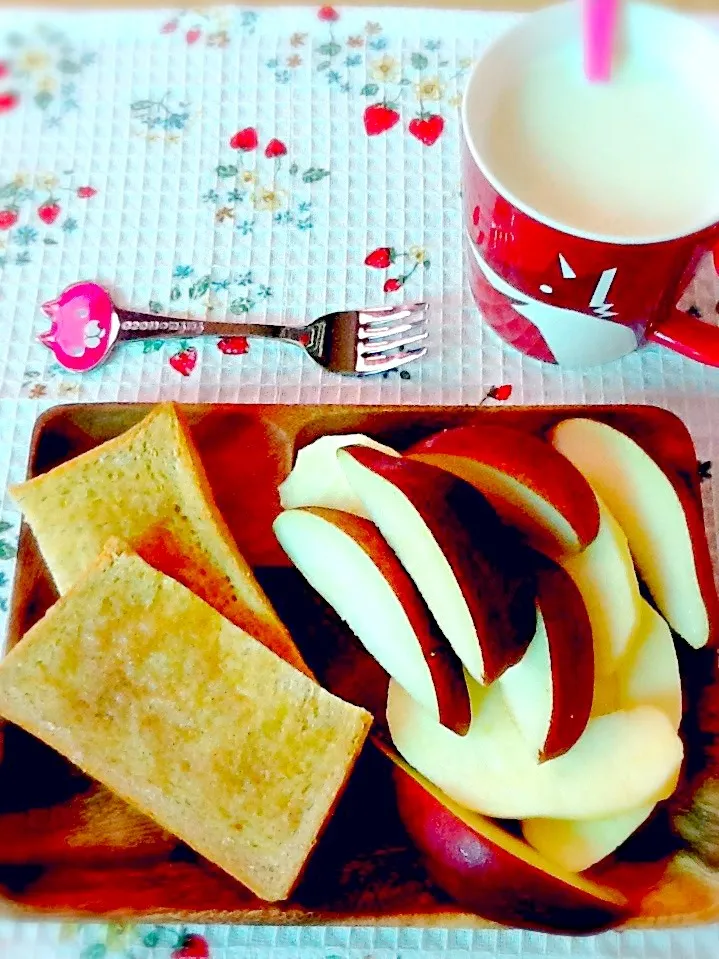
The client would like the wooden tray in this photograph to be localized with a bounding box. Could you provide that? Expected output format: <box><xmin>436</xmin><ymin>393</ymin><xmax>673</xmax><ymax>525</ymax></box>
<box><xmin>2</xmin><ymin>402</ymin><xmax>719</xmax><ymax>930</ymax></box>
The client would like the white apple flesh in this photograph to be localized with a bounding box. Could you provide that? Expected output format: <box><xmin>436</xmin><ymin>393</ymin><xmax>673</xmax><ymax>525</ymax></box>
<box><xmin>522</xmin><ymin>805</ymin><xmax>655</xmax><ymax>874</ymax></box>
<box><xmin>273</xmin><ymin>506</ymin><xmax>471</xmax><ymax>734</ymax></box>
<box><xmin>278</xmin><ymin>433</ymin><xmax>399</xmax><ymax>518</ymax></box>
<box><xmin>559</xmin><ymin>493</ymin><xmax>642</xmax><ymax>675</ymax></box>
<box><xmin>620</xmin><ymin>600</ymin><xmax>682</xmax><ymax>731</ymax></box>
<box><xmin>500</xmin><ymin>560</ymin><xmax>594</xmax><ymax>761</ymax></box>
<box><xmin>338</xmin><ymin>446</ymin><xmax>537</xmax><ymax>684</ymax></box>
<box><xmin>550</xmin><ymin>416</ymin><xmax>718</xmax><ymax>648</ymax></box>
<box><xmin>521</xmin><ymin>600</ymin><xmax>683</xmax><ymax>873</ymax></box>
<box><xmin>386</xmin><ymin>677</ymin><xmax>683</xmax><ymax>820</ymax></box>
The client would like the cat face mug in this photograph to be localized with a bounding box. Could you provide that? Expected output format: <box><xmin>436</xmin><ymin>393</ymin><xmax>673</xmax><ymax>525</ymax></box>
<box><xmin>462</xmin><ymin>2</ymin><xmax>719</xmax><ymax>368</ymax></box>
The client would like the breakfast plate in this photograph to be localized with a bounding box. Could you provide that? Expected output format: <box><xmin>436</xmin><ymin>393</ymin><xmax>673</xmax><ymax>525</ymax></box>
<box><xmin>1</xmin><ymin>402</ymin><xmax>719</xmax><ymax>932</ymax></box>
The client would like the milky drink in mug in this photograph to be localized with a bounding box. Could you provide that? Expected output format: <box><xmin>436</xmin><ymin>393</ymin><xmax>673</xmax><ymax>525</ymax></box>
<box><xmin>462</xmin><ymin>2</ymin><xmax>719</xmax><ymax>367</ymax></box>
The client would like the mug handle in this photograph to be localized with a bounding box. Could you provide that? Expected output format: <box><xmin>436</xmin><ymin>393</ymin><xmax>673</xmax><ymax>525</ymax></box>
<box><xmin>647</xmin><ymin>232</ymin><xmax>719</xmax><ymax>366</ymax></box>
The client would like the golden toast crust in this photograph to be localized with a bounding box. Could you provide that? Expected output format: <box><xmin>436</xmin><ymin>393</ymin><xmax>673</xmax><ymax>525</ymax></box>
<box><xmin>0</xmin><ymin>543</ymin><xmax>370</xmax><ymax>902</ymax></box>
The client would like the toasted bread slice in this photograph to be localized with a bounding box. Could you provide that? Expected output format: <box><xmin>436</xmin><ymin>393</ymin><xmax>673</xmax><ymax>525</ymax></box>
<box><xmin>10</xmin><ymin>402</ymin><xmax>310</xmax><ymax>676</ymax></box>
<box><xmin>0</xmin><ymin>543</ymin><xmax>371</xmax><ymax>902</ymax></box>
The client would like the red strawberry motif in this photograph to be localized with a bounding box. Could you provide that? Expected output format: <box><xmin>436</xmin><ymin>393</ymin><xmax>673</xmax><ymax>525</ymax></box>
<box><xmin>363</xmin><ymin>103</ymin><xmax>400</xmax><ymax>137</ymax></box>
<box><xmin>169</xmin><ymin>347</ymin><xmax>197</xmax><ymax>377</ymax></box>
<box><xmin>217</xmin><ymin>336</ymin><xmax>249</xmax><ymax>355</ymax></box>
<box><xmin>0</xmin><ymin>208</ymin><xmax>18</xmax><ymax>230</ymax></box>
<box><xmin>265</xmin><ymin>138</ymin><xmax>287</xmax><ymax>159</ymax></box>
<box><xmin>76</xmin><ymin>186</ymin><xmax>97</xmax><ymax>199</ymax></box>
<box><xmin>37</xmin><ymin>201</ymin><xmax>61</xmax><ymax>225</ymax></box>
<box><xmin>186</xmin><ymin>28</ymin><xmax>202</xmax><ymax>44</ymax></box>
<box><xmin>160</xmin><ymin>19</ymin><xmax>178</xmax><ymax>33</ymax></box>
<box><xmin>365</xmin><ymin>247</ymin><xmax>395</xmax><ymax>269</ymax></box>
<box><xmin>317</xmin><ymin>6</ymin><xmax>340</xmax><ymax>21</ymax></box>
<box><xmin>488</xmin><ymin>384</ymin><xmax>513</xmax><ymax>402</ymax></box>
<box><xmin>172</xmin><ymin>933</ymin><xmax>210</xmax><ymax>959</ymax></box>
<box><xmin>0</xmin><ymin>92</ymin><xmax>19</xmax><ymax>114</ymax></box>
<box><xmin>230</xmin><ymin>127</ymin><xmax>258</xmax><ymax>151</ymax></box>
<box><xmin>0</xmin><ymin>62</ymin><xmax>9</xmax><ymax>80</ymax></box>
<box><xmin>383</xmin><ymin>278</ymin><xmax>402</xmax><ymax>293</ymax></box>
<box><xmin>408</xmin><ymin>114</ymin><xmax>444</xmax><ymax>146</ymax></box>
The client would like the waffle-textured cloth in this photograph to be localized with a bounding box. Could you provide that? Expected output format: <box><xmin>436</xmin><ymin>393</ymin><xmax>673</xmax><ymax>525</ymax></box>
<box><xmin>3</xmin><ymin>5</ymin><xmax>719</xmax><ymax>957</ymax></box>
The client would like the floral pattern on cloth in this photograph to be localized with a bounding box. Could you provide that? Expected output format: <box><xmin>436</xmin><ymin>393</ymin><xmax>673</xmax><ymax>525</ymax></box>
<box><xmin>203</xmin><ymin>130</ymin><xmax>329</xmax><ymax>234</ymax></box>
<box><xmin>3</xmin><ymin>8</ymin><xmax>719</xmax><ymax>959</ymax></box>
<box><xmin>0</xmin><ymin>24</ymin><xmax>96</xmax><ymax>124</ymax></box>
<box><xmin>0</xmin><ymin>3</ymin><xmax>488</xmax><ymax>392</ymax></box>
<box><xmin>0</xmin><ymin>172</ymin><xmax>97</xmax><ymax>266</ymax></box>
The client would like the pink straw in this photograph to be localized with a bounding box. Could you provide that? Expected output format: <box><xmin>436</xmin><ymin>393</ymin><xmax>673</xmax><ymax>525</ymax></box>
<box><xmin>583</xmin><ymin>0</ymin><xmax>619</xmax><ymax>82</ymax></box>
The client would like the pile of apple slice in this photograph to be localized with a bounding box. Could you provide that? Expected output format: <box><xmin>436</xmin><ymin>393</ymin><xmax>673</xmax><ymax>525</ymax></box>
<box><xmin>273</xmin><ymin>417</ymin><xmax>718</xmax><ymax>932</ymax></box>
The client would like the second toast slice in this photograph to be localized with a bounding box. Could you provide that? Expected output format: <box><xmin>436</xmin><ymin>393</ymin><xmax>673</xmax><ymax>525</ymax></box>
<box><xmin>10</xmin><ymin>402</ymin><xmax>309</xmax><ymax>676</ymax></box>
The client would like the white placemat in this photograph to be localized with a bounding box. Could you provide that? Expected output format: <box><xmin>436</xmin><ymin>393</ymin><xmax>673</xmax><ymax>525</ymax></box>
<box><xmin>3</xmin><ymin>4</ymin><xmax>719</xmax><ymax>956</ymax></box>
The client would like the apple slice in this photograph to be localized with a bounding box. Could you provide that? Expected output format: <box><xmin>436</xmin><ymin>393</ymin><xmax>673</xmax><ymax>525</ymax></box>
<box><xmin>386</xmin><ymin>677</ymin><xmax>683</xmax><ymax>820</ymax></box>
<box><xmin>278</xmin><ymin>433</ymin><xmax>399</xmax><ymax>518</ymax></box>
<box><xmin>273</xmin><ymin>507</ymin><xmax>470</xmax><ymax>734</ymax></box>
<box><xmin>559</xmin><ymin>493</ymin><xmax>642</xmax><ymax>675</ymax></box>
<box><xmin>499</xmin><ymin>560</ymin><xmax>594</xmax><ymax>761</ymax></box>
<box><xmin>389</xmin><ymin>752</ymin><xmax>630</xmax><ymax>933</ymax></box>
<box><xmin>520</xmin><ymin>601</ymin><xmax>682</xmax><ymax>874</ymax></box>
<box><xmin>338</xmin><ymin>446</ymin><xmax>537</xmax><ymax>684</ymax></box>
<box><xmin>620</xmin><ymin>600</ymin><xmax>682</xmax><ymax>730</ymax></box>
<box><xmin>522</xmin><ymin>805</ymin><xmax>655</xmax><ymax>874</ymax></box>
<box><xmin>406</xmin><ymin>424</ymin><xmax>600</xmax><ymax>558</ymax></box>
<box><xmin>549</xmin><ymin>416</ymin><xmax>718</xmax><ymax>648</ymax></box>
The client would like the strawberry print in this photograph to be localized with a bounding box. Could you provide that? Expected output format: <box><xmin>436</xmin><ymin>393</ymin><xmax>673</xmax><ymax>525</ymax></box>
<box><xmin>0</xmin><ymin>92</ymin><xmax>19</xmax><ymax>114</ymax></box>
<box><xmin>0</xmin><ymin>62</ymin><xmax>9</xmax><ymax>80</ymax></box>
<box><xmin>365</xmin><ymin>247</ymin><xmax>395</xmax><ymax>269</ymax></box>
<box><xmin>161</xmin><ymin>19</ymin><xmax>178</xmax><ymax>33</ymax></box>
<box><xmin>76</xmin><ymin>186</ymin><xmax>97</xmax><ymax>199</ymax></box>
<box><xmin>265</xmin><ymin>138</ymin><xmax>287</xmax><ymax>158</ymax></box>
<box><xmin>186</xmin><ymin>27</ymin><xmax>202</xmax><ymax>45</ymax></box>
<box><xmin>171</xmin><ymin>933</ymin><xmax>210</xmax><ymax>959</ymax></box>
<box><xmin>169</xmin><ymin>346</ymin><xmax>197</xmax><ymax>376</ymax></box>
<box><xmin>367</xmin><ymin>244</ymin><xmax>430</xmax><ymax>293</ymax></box>
<box><xmin>0</xmin><ymin>208</ymin><xmax>18</xmax><ymax>230</ymax></box>
<box><xmin>230</xmin><ymin>127</ymin><xmax>258</xmax><ymax>151</ymax></box>
<box><xmin>363</xmin><ymin>103</ymin><xmax>400</xmax><ymax>136</ymax></box>
<box><xmin>408</xmin><ymin>114</ymin><xmax>444</xmax><ymax>146</ymax></box>
<box><xmin>37</xmin><ymin>201</ymin><xmax>61</xmax><ymax>225</ymax></box>
<box><xmin>217</xmin><ymin>335</ymin><xmax>250</xmax><ymax>355</ymax></box>
<box><xmin>317</xmin><ymin>6</ymin><xmax>340</xmax><ymax>21</ymax></box>
<box><xmin>481</xmin><ymin>384</ymin><xmax>514</xmax><ymax>404</ymax></box>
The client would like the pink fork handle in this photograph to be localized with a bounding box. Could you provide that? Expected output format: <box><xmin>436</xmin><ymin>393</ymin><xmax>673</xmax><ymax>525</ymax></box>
<box><xmin>584</xmin><ymin>0</ymin><xmax>619</xmax><ymax>83</ymax></box>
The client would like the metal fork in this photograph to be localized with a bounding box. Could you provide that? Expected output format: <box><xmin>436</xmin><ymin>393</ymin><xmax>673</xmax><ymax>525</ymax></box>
<box><xmin>115</xmin><ymin>303</ymin><xmax>429</xmax><ymax>376</ymax></box>
<box><xmin>39</xmin><ymin>278</ymin><xmax>430</xmax><ymax>376</ymax></box>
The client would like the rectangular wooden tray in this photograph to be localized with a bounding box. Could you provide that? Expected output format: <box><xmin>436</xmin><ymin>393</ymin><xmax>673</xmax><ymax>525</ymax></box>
<box><xmin>2</xmin><ymin>402</ymin><xmax>719</xmax><ymax>929</ymax></box>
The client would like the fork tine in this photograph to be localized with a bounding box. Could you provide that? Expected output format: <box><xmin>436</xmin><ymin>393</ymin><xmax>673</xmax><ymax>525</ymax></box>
<box><xmin>357</xmin><ymin>346</ymin><xmax>427</xmax><ymax>374</ymax></box>
<box><xmin>358</xmin><ymin>317</ymin><xmax>428</xmax><ymax>340</ymax></box>
<box><xmin>359</xmin><ymin>330</ymin><xmax>429</xmax><ymax>354</ymax></box>
<box><xmin>359</xmin><ymin>302</ymin><xmax>429</xmax><ymax>327</ymax></box>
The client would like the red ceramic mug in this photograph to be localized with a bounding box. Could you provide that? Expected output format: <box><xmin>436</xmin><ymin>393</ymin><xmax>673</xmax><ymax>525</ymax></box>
<box><xmin>462</xmin><ymin>2</ymin><xmax>719</xmax><ymax>368</ymax></box>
